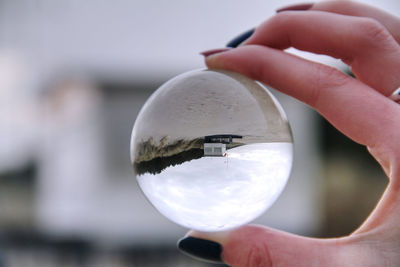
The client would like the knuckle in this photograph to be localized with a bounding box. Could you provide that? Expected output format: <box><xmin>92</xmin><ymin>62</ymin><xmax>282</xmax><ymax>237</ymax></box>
<box><xmin>223</xmin><ymin>226</ymin><xmax>274</xmax><ymax>267</ymax></box>
<box><xmin>242</xmin><ymin>242</ymin><xmax>273</xmax><ymax>267</ymax></box>
<box><xmin>309</xmin><ymin>64</ymin><xmax>349</xmax><ymax>107</ymax></box>
<box><xmin>356</xmin><ymin>18</ymin><xmax>392</xmax><ymax>45</ymax></box>
<box><xmin>270</xmin><ymin>11</ymin><xmax>300</xmax><ymax>29</ymax></box>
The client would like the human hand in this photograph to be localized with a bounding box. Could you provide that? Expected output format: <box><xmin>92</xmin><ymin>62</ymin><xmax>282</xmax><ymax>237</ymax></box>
<box><xmin>178</xmin><ymin>1</ymin><xmax>400</xmax><ymax>266</ymax></box>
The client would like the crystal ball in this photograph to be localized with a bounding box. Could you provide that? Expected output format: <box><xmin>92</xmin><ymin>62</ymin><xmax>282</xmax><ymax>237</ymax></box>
<box><xmin>130</xmin><ymin>69</ymin><xmax>293</xmax><ymax>232</ymax></box>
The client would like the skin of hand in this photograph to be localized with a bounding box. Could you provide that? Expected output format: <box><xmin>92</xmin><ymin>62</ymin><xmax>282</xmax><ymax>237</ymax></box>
<box><xmin>178</xmin><ymin>1</ymin><xmax>400</xmax><ymax>266</ymax></box>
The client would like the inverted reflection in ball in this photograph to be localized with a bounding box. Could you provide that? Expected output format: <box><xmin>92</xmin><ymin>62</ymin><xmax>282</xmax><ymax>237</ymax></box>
<box><xmin>130</xmin><ymin>69</ymin><xmax>293</xmax><ymax>232</ymax></box>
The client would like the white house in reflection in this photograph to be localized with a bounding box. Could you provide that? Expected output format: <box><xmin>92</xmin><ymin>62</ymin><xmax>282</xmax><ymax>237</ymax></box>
<box><xmin>204</xmin><ymin>143</ymin><xmax>226</xmax><ymax>157</ymax></box>
<box><xmin>204</xmin><ymin>134</ymin><xmax>242</xmax><ymax>157</ymax></box>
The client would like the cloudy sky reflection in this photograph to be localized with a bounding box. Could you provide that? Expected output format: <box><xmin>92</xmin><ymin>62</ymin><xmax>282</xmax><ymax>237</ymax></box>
<box><xmin>138</xmin><ymin>142</ymin><xmax>293</xmax><ymax>231</ymax></box>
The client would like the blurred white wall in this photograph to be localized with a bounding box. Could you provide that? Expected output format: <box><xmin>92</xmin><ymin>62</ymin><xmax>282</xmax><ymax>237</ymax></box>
<box><xmin>0</xmin><ymin>0</ymin><xmax>399</xmax><ymax>246</ymax></box>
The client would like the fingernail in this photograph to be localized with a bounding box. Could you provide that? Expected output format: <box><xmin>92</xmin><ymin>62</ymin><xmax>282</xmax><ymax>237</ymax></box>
<box><xmin>200</xmin><ymin>48</ymin><xmax>232</xmax><ymax>57</ymax></box>
<box><xmin>177</xmin><ymin>236</ymin><xmax>223</xmax><ymax>264</ymax></box>
<box><xmin>276</xmin><ymin>3</ymin><xmax>314</xmax><ymax>13</ymax></box>
<box><xmin>226</xmin><ymin>28</ymin><xmax>255</xmax><ymax>48</ymax></box>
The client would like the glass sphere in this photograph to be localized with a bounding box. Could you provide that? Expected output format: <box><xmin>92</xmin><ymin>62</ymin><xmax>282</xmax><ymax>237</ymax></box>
<box><xmin>130</xmin><ymin>69</ymin><xmax>293</xmax><ymax>232</ymax></box>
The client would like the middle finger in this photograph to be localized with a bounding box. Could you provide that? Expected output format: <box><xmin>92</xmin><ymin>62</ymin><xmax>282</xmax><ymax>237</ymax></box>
<box><xmin>245</xmin><ymin>11</ymin><xmax>400</xmax><ymax>96</ymax></box>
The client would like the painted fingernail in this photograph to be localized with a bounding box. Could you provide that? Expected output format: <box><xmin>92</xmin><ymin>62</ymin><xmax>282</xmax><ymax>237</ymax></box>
<box><xmin>200</xmin><ymin>48</ymin><xmax>232</xmax><ymax>57</ymax></box>
<box><xmin>226</xmin><ymin>28</ymin><xmax>255</xmax><ymax>48</ymax></box>
<box><xmin>177</xmin><ymin>236</ymin><xmax>223</xmax><ymax>264</ymax></box>
<box><xmin>276</xmin><ymin>3</ymin><xmax>314</xmax><ymax>13</ymax></box>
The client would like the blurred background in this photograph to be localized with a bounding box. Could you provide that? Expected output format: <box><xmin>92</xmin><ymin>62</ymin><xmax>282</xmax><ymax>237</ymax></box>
<box><xmin>0</xmin><ymin>0</ymin><xmax>397</xmax><ymax>266</ymax></box>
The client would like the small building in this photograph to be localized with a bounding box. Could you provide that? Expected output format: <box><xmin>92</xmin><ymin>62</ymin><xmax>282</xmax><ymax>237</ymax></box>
<box><xmin>204</xmin><ymin>142</ymin><xmax>226</xmax><ymax>157</ymax></box>
<box><xmin>203</xmin><ymin>134</ymin><xmax>242</xmax><ymax>157</ymax></box>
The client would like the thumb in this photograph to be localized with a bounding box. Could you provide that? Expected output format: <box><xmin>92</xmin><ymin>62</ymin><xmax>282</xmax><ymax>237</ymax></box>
<box><xmin>178</xmin><ymin>225</ymin><xmax>345</xmax><ymax>267</ymax></box>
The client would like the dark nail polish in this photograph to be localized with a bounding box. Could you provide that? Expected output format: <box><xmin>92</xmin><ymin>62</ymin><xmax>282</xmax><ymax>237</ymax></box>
<box><xmin>226</xmin><ymin>28</ymin><xmax>255</xmax><ymax>48</ymax></box>
<box><xmin>177</xmin><ymin>236</ymin><xmax>223</xmax><ymax>264</ymax></box>
<box><xmin>276</xmin><ymin>3</ymin><xmax>314</xmax><ymax>13</ymax></box>
<box><xmin>200</xmin><ymin>48</ymin><xmax>232</xmax><ymax>57</ymax></box>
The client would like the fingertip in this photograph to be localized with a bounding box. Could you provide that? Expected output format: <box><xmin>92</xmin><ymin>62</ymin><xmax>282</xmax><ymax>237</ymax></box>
<box><xmin>204</xmin><ymin>55</ymin><xmax>224</xmax><ymax>70</ymax></box>
<box><xmin>179</xmin><ymin>226</ymin><xmax>279</xmax><ymax>266</ymax></box>
<box><xmin>203</xmin><ymin>52</ymin><xmax>228</xmax><ymax>70</ymax></box>
<box><xmin>177</xmin><ymin>236</ymin><xmax>224</xmax><ymax>264</ymax></box>
<box><xmin>200</xmin><ymin>48</ymin><xmax>234</xmax><ymax>70</ymax></box>
<box><xmin>177</xmin><ymin>229</ymin><xmax>233</xmax><ymax>264</ymax></box>
<box><xmin>200</xmin><ymin>48</ymin><xmax>232</xmax><ymax>57</ymax></box>
<box><xmin>276</xmin><ymin>2</ymin><xmax>314</xmax><ymax>13</ymax></box>
<box><xmin>226</xmin><ymin>28</ymin><xmax>256</xmax><ymax>48</ymax></box>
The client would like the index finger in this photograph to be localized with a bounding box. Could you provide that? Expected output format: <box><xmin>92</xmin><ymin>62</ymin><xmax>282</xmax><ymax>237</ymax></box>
<box><xmin>204</xmin><ymin>45</ymin><xmax>400</xmax><ymax>175</ymax></box>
